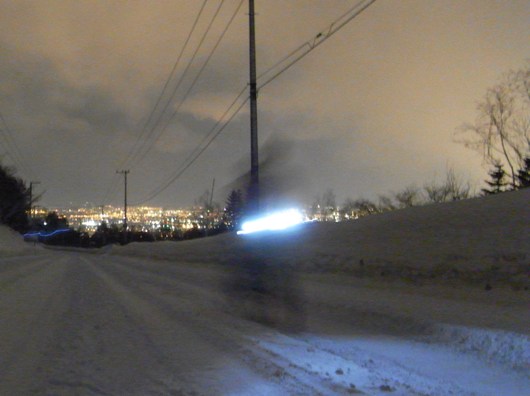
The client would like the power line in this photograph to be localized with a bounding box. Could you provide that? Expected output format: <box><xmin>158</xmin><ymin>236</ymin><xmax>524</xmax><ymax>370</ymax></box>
<box><xmin>133</xmin><ymin>0</ymin><xmax>245</xmax><ymax>167</ymax></box>
<box><xmin>101</xmin><ymin>0</ymin><xmax>211</xmax><ymax>206</ymax></box>
<box><xmin>133</xmin><ymin>0</ymin><xmax>378</xmax><ymax>205</ymax></box>
<box><xmin>0</xmin><ymin>109</ymin><xmax>35</xmax><ymax>178</ymax></box>
<box><xmin>257</xmin><ymin>0</ymin><xmax>377</xmax><ymax>90</ymax></box>
<box><xmin>116</xmin><ymin>170</ymin><xmax>130</xmax><ymax>231</ymax></box>
<box><xmin>128</xmin><ymin>0</ymin><xmax>378</xmax><ymax>205</ymax></box>
<box><xmin>126</xmin><ymin>0</ymin><xmax>229</xmax><ymax>167</ymax></box>
<box><xmin>256</xmin><ymin>42</ymin><xmax>308</xmax><ymax>81</ymax></box>
<box><xmin>99</xmin><ymin>172</ymin><xmax>121</xmax><ymax>207</ymax></box>
<box><xmin>134</xmin><ymin>86</ymin><xmax>249</xmax><ymax>205</ymax></box>
<box><xmin>119</xmin><ymin>0</ymin><xmax>209</xmax><ymax>170</ymax></box>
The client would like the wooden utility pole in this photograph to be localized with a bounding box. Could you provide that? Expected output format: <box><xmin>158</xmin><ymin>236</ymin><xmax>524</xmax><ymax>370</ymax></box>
<box><xmin>29</xmin><ymin>181</ymin><xmax>40</xmax><ymax>218</ymax></box>
<box><xmin>209</xmin><ymin>178</ymin><xmax>216</xmax><ymax>209</ymax></box>
<box><xmin>116</xmin><ymin>170</ymin><xmax>129</xmax><ymax>231</ymax></box>
<box><xmin>249</xmin><ymin>0</ymin><xmax>259</xmax><ymax>214</ymax></box>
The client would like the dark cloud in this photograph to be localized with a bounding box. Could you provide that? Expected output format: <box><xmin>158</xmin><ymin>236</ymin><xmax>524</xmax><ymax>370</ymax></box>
<box><xmin>0</xmin><ymin>0</ymin><xmax>529</xmax><ymax>209</ymax></box>
<box><xmin>59</xmin><ymin>87</ymin><xmax>132</xmax><ymax>134</ymax></box>
<box><xmin>0</xmin><ymin>45</ymin><xmax>138</xmax><ymax>205</ymax></box>
<box><xmin>221</xmin><ymin>134</ymin><xmax>309</xmax><ymax>207</ymax></box>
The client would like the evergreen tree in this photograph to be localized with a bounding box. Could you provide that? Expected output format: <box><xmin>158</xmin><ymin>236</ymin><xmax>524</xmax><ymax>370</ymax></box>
<box><xmin>516</xmin><ymin>156</ymin><xmax>530</xmax><ymax>188</ymax></box>
<box><xmin>223</xmin><ymin>189</ymin><xmax>244</xmax><ymax>230</ymax></box>
<box><xmin>0</xmin><ymin>163</ymin><xmax>30</xmax><ymax>233</ymax></box>
<box><xmin>482</xmin><ymin>162</ymin><xmax>508</xmax><ymax>195</ymax></box>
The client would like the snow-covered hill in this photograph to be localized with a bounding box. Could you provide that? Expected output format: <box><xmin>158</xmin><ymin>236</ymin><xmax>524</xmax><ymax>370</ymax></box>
<box><xmin>110</xmin><ymin>189</ymin><xmax>530</xmax><ymax>379</ymax></box>
<box><xmin>114</xmin><ymin>188</ymin><xmax>530</xmax><ymax>288</ymax></box>
<box><xmin>0</xmin><ymin>225</ymin><xmax>35</xmax><ymax>257</ymax></box>
<box><xmin>1</xmin><ymin>190</ymin><xmax>529</xmax><ymax>395</ymax></box>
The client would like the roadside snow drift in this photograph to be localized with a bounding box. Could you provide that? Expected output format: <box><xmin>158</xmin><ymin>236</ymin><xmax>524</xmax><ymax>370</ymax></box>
<box><xmin>113</xmin><ymin>189</ymin><xmax>530</xmax><ymax>288</ymax></box>
<box><xmin>0</xmin><ymin>225</ymin><xmax>35</xmax><ymax>257</ymax></box>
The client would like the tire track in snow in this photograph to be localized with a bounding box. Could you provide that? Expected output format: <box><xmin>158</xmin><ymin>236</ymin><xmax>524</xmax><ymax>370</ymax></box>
<box><xmin>0</xmin><ymin>254</ymin><xmax>71</xmax><ymax>394</ymax></box>
<box><xmin>90</xmin><ymin>255</ymin><xmax>427</xmax><ymax>395</ymax></box>
<box><xmin>38</xmin><ymin>253</ymin><xmax>167</xmax><ymax>396</ymax></box>
<box><xmin>88</xmin><ymin>255</ymin><xmax>346</xmax><ymax>395</ymax></box>
<box><xmin>0</xmin><ymin>255</ymin><xmax>54</xmax><ymax>292</ymax></box>
<box><xmin>105</xmin><ymin>255</ymin><xmax>530</xmax><ymax>395</ymax></box>
<box><xmin>83</xmin><ymin>256</ymin><xmax>282</xmax><ymax>394</ymax></box>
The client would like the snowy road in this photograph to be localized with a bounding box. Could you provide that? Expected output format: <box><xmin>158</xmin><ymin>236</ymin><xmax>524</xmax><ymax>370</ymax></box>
<box><xmin>1</xmin><ymin>251</ymin><xmax>528</xmax><ymax>395</ymax></box>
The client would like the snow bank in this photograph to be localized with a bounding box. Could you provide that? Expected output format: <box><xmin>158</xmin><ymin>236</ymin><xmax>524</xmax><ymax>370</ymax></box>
<box><xmin>0</xmin><ymin>225</ymin><xmax>35</xmax><ymax>257</ymax></box>
<box><xmin>81</xmin><ymin>191</ymin><xmax>530</xmax><ymax>373</ymax></box>
<box><xmin>429</xmin><ymin>324</ymin><xmax>530</xmax><ymax>371</ymax></box>
<box><xmin>113</xmin><ymin>189</ymin><xmax>530</xmax><ymax>287</ymax></box>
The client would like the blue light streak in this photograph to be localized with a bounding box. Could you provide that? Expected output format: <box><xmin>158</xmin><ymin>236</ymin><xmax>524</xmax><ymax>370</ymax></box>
<box><xmin>24</xmin><ymin>229</ymin><xmax>71</xmax><ymax>238</ymax></box>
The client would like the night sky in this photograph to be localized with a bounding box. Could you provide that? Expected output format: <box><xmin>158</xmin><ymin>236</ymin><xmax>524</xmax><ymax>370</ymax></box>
<box><xmin>0</xmin><ymin>0</ymin><xmax>529</xmax><ymax>209</ymax></box>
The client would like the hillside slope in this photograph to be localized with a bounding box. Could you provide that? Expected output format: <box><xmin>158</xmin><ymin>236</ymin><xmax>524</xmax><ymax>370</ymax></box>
<box><xmin>113</xmin><ymin>189</ymin><xmax>530</xmax><ymax>287</ymax></box>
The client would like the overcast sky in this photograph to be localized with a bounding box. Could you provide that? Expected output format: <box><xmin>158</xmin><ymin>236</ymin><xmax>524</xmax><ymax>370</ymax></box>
<box><xmin>0</xmin><ymin>0</ymin><xmax>529</xmax><ymax>209</ymax></box>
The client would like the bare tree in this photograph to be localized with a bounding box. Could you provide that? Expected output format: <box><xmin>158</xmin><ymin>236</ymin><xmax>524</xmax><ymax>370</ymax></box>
<box><xmin>393</xmin><ymin>185</ymin><xmax>421</xmax><ymax>208</ymax></box>
<box><xmin>310</xmin><ymin>194</ymin><xmax>322</xmax><ymax>220</ymax></box>
<box><xmin>444</xmin><ymin>168</ymin><xmax>472</xmax><ymax>200</ymax></box>
<box><xmin>340</xmin><ymin>198</ymin><xmax>358</xmax><ymax>220</ymax></box>
<box><xmin>457</xmin><ymin>62</ymin><xmax>530</xmax><ymax>187</ymax></box>
<box><xmin>353</xmin><ymin>198</ymin><xmax>380</xmax><ymax>217</ymax></box>
<box><xmin>310</xmin><ymin>189</ymin><xmax>337</xmax><ymax>221</ymax></box>
<box><xmin>377</xmin><ymin>194</ymin><xmax>396</xmax><ymax>212</ymax></box>
<box><xmin>321</xmin><ymin>188</ymin><xmax>337</xmax><ymax>220</ymax></box>
<box><xmin>424</xmin><ymin>168</ymin><xmax>473</xmax><ymax>203</ymax></box>
<box><xmin>424</xmin><ymin>180</ymin><xmax>450</xmax><ymax>203</ymax></box>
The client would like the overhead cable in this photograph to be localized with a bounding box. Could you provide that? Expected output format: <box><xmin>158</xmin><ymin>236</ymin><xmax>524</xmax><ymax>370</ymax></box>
<box><xmin>134</xmin><ymin>86</ymin><xmax>249</xmax><ymax>205</ymax></box>
<box><xmin>127</xmin><ymin>0</ymin><xmax>229</xmax><ymax>167</ymax></box>
<box><xmin>257</xmin><ymin>0</ymin><xmax>377</xmax><ymax>90</ymax></box>
<box><xmin>119</xmin><ymin>0</ymin><xmax>209</xmax><ymax>170</ymax></box>
<box><xmin>131</xmin><ymin>0</ymin><xmax>378</xmax><ymax>204</ymax></box>
<box><xmin>102</xmin><ymin>0</ymin><xmax>210</xmax><ymax>206</ymax></box>
<box><xmin>99</xmin><ymin>173</ymin><xmax>121</xmax><ymax>207</ymax></box>
<box><xmin>0</xmin><ymin>110</ymin><xmax>35</xmax><ymax>178</ymax></box>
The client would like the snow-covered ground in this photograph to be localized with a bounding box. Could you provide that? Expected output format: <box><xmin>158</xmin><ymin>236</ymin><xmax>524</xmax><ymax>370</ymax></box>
<box><xmin>1</xmin><ymin>189</ymin><xmax>529</xmax><ymax>395</ymax></box>
<box><xmin>0</xmin><ymin>224</ymin><xmax>41</xmax><ymax>257</ymax></box>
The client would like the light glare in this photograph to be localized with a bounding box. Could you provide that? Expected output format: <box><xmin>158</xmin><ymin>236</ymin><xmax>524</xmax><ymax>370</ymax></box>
<box><xmin>237</xmin><ymin>209</ymin><xmax>303</xmax><ymax>235</ymax></box>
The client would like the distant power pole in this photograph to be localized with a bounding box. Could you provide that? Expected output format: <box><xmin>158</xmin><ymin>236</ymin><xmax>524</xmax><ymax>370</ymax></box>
<box><xmin>248</xmin><ymin>0</ymin><xmax>259</xmax><ymax>214</ymax></box>
<box><xmin>209</xmin><ymin>178</ymin><xmax>216</xmax><ymax>209</ymax></box>
<box><xmin>29</xmin><ymin>181</ymin><xmax>40</xmax><ymax>218</ymax></box>
<box><xmin>116</xmin><ymin>170</ymin><xmax>129</xmax><ymax>230</ymax></box>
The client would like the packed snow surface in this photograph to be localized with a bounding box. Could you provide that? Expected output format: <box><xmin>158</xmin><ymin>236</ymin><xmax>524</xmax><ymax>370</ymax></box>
<box><xmin>1</xmin><ymin>189</ymin><xmax>529</xmax><ymax>395</ymax></box>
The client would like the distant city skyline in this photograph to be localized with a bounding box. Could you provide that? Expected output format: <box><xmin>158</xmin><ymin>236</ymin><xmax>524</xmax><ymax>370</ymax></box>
<box><xmin>1</xmin><ymin>0</ymin><xmax>529</xmax><ymax>208</ymax></box>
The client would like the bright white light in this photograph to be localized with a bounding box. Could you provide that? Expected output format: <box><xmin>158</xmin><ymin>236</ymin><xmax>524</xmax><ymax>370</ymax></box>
<box><xmin>237</xmin><ymin>209</ymin><xmax>304</xmax><ymax>235</ymax></box>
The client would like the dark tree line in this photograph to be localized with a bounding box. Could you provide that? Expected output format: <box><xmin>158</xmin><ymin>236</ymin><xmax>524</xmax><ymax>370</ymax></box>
<box><xmin>518</xmin><ymin>156</ymin><xmax>530</xmax><ymax>188</ymax></box>
<box><xmin>0</xmin><ymin>163</ymin><xmax>30</xmax><ymax>233</ymax></box>
<box><xmin>482</xmin><ymin>148</ymin><xmax>530</xmax><ymax>195</ymax></box>
<box><xmin>223</xmin><ymin>189</ymin><xmax>244</xmax><ymax>230</ymax></box>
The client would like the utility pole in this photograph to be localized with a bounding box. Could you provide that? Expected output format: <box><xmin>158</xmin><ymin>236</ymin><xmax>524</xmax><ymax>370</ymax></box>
<box><xmin>248</xmin><ymin>0</ymin><xmax>259</xmax><ymax>214</ymax></box>
<box><xmin>209</xmin><ymin>178</ymin><xmax>216</xmax><ymax>209</ymax></box>
<box><xmin>29</xmin><ymin>181</ymin><xmax>40</xmax><ymax>218</ymax></box>
<box><xmin>205</xmin><ymin>178</ymin><xmax>216</xmax><ymax>237</ymax></box>
<box><xmin>116</xmin><ymin>170</ymin><xmax>129</xmax><ymax>232</ymax></box>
